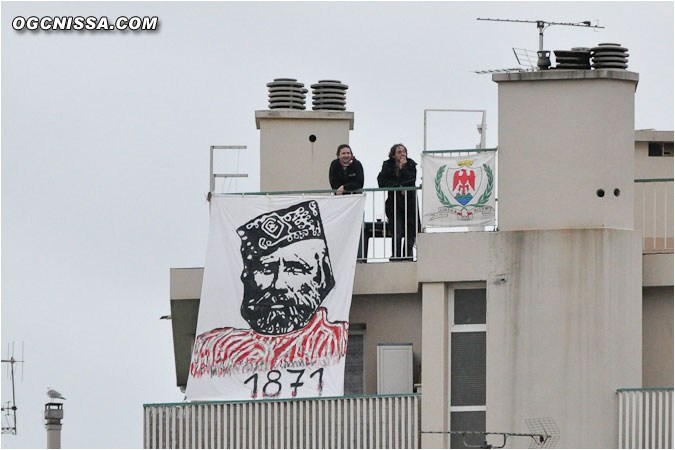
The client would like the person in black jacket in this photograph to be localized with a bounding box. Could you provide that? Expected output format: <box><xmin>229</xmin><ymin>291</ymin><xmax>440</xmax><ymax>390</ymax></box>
<box><xmin>329</xmin><ymin>144</ymin><xmax>364</xmax><ymax>195</ymax></box>
<box><xmin>329</xmin><ymin>144</ymin><xmax>365</xmax><ymax>258</ymax></box>
<box><xmin>377</xmin><ymin>143</ymin><xmax>419</xmax><ymax>259</ymax></box>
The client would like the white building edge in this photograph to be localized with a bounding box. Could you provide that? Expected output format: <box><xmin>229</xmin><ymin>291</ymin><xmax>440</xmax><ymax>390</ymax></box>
<box><xmin>147</xmin><ymin>69</ymin><xmax>674</xmax><ymax>449</ymax></box>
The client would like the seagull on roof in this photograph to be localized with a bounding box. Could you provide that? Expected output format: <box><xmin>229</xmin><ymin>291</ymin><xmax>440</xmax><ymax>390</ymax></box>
<box><xmin>47</xmin><ymin>387</ymin><xmax>66</xmax><ymax>400</ymax></box>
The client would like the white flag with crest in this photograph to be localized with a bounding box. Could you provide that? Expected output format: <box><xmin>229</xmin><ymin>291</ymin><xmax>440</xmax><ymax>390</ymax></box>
<box><xmin>422</xmin><ymin>153</ymin><xmax>496</xmax><ymax>228</ymax></box>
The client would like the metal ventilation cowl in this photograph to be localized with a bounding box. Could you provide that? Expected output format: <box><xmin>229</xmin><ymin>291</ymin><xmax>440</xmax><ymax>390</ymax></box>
<box><xmin>267</xmin><ymin>78</ymin><xmax>307</xmax><ymax>110</ymax></box>
<box><xmin>311</xmin><ymin>80</ymin><xmax>348</xmax><ymax>111</ymax></box>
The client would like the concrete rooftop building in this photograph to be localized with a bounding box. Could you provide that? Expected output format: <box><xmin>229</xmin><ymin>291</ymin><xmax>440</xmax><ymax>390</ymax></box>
<box><xmin>145</xmin><ymin>69</ymin><xmax>673</xmax><ymax>449</ymax></box>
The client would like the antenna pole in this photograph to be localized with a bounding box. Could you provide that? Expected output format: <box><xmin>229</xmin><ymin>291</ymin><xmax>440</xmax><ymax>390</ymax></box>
<box><xmin>479</xmin><ymin>111</ymin><xmax>487</xmax><ymax>149</ymax></box>
<box><xmin>10</xmin><ymin>360</ymin><xmax>16</xmax><ymax>434</ymax></box>
<box><xmin>477</xmin><ymin>17</ymin><xmax>604</xmax><ymax>54</ymax></box>
<box><xmin>2</xmin><ymin>342</ymin><xmax>25</xmax><ymax>435</ymax></box>
<box><xmin>537</xmin><ymin>21</ymin><xmax>544</xmax><ymax>51</ymax></box>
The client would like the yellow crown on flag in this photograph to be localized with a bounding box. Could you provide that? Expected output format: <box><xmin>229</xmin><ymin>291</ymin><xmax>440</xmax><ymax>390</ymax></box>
<box><xmin>458</xmin><ymin>160</ymin><xmax>474</xmax><ymax>167</ymax></box>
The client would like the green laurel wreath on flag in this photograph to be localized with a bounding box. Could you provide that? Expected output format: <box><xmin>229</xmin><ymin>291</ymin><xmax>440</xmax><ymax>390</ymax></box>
<box><xmin>434</xmin><ymin>163</ymin><xmax>494</xmax><ymax>208</ymax></box>
<box><xmin>435</xmin><ymin>165</ymin><xmax>458</xmax><ymax>208</ymax></box>
<box><xmin>474</xmin><ymin>163</ymin><xmax>494</xmax><ymax>207</ymax></box>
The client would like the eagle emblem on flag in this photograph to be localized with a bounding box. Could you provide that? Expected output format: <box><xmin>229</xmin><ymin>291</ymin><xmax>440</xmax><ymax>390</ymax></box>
<box><xmin>433</xmin><ymin>158</ymin><xmax>494</xmax><ymax>221</ymax></box>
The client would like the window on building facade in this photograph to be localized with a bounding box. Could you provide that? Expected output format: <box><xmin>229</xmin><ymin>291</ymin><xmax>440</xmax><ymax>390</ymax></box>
<box><xmin>344</xmin><ymin>324</ymin><xmax>365</xmax><ymax>395</ymax></box>
<box><xmin>450</xmin><ymin>287</ymin><xmax>486</xmax><ymax>449</ymax></box>
<box><xmin>648</xmin><ymin>142</ymin><xmax>674</xmax><ymax>157</ymax></box>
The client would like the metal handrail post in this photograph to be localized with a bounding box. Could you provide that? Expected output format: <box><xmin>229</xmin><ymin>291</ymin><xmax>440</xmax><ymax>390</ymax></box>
<box><xmin>664</xmin><ymin>182</ymin><xmax>668</xmax><ymax>250</ymax></box>
<box><xmin>416</xmin><ymin>190</ymin><xmax>420</xmax><ymax>256</ymax></box>
<box><xmin>393</xmin><ymin>191</ymin><xmax>398</xmax><ymax>258</ymax></box>
<box><xmin>371</xmin><ymin>194</ymin><xmax>376</xmax><ymax>259</ymax></box>
<box><xmin>404</xmin><ymin>190</ymin><xmax>408</xmax><ymax>258</ymax></box>
<box><xmin>382</xmin><ymin>191</ymin><xmax>386</xmax><ymax>260</ymax></box>
<box><xmin>209</xmin><ymin>146</ymin><xmax>215</xmax><ymax>193</ymax></box>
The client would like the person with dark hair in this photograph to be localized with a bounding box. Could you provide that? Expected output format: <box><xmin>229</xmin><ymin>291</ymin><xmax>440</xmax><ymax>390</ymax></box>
<box><xmin>329</xmin><ymin>144</ymin><xmax>366</xmax><ymax>258</ymax></box>
<box><xmin>329</xmin><ymin>144</ymin><xmax>364</xmax><ymax>195</ymax></box>
<box><xmin>377</xmin><ymin>143</ymin><xmax>419</xmax><ymax>259</ymax></box>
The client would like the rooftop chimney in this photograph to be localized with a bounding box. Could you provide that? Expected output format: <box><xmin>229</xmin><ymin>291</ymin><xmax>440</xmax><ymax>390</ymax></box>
<box><xmin>256</xmin><ymin>78</ymin><xmax>354</xmax><ymax>191</ymax></box>
<box><xmin>44</xmin><ymin>403</ymin><xmax>63</xmax><ymax>449</ymax></box>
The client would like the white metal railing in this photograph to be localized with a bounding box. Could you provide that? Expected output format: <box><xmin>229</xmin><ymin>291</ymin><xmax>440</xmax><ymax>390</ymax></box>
<box><xmin>635</xmin><ymin>179</ymin><xmax>674</xmax><ymax>253</ymax></box>
<box><xmin>618</xmin><ymin>388</ymin><xmax>673</xmax><ymax>449</ymax></box>
<box><xmin>143</xmin><ymin>393</ymin><xmax>420</xmax><ymax>449</ymax></box>
<box><xmin>357</xmin><ymin>187</ymin><xmax>421</xmax><ymax>262</ymax></box>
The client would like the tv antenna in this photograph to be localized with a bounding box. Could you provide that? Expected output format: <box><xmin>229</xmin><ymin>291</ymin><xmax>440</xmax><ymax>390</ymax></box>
<box><xmin>421</xmin><ymin>417</ymin><xmax>559</xmax><ymax>448</ymax></box>
<box><xmin>512</xmin><ymin>48</ymin><xmax>538</xmax><ymax>70</ymax></box>
<box><xmin>472</xmin><ymin>47</ymin><xmax>537</xmax><ymax>74</ymax></box>
<box><xmin>2</xmin><ymin>342</ymin><xmax>25</xmax><ymax>435</ymax></box>
<box><xmin>477</xmin><ymin>18</ymin><xmax>604</xmax><ymax>52</ymax></box>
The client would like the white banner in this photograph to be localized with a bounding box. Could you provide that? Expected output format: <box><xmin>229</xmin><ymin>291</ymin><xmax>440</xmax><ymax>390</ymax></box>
<box><xmin>186</xmin><ymin>195</ymin><xmax>366</xmax><ymax>401</ymax></box>
<box><xmin>422</xmin><ymin>153</ymin><xmax>496</xmax><ymax>228</ymax></box>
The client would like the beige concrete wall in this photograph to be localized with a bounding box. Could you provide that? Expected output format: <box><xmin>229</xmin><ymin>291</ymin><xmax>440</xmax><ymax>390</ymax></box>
<box><xmin>634</xmin><ymin>141</ymin><xmax>674</xmax><ymax>180</ymax></box>
<box><xmin>629</xmin><ymin>133</ymin><xmax>671</xmax><ymax>390</ymax></box>
<box><xmin>495</xmin><ymin>71</ymin><xmax>638</xmax><ymax>231</ymax></box>
<box><xmin>420</xmin><ymin>283</ymin><xmax>449</xmax><ymax>449</ymax></box>
<box><xmin>170</xmin><ymin>267</ymin><xmax>203</xmax><ymax>299</ymax></box>
<box><xmin>171</xmin><ymin>264</ymin><xmax>420</xmax><ymax>298</ymax></box>
<box><xmin>169</xmin><ymin>268</ymin><xmax>204</xmax><ymax>388</ymax></box>
<box><xmin>486</xmin><ymin>229</ymin><xmax>642</xmax><ymax>448</ymax></box>
<box><xmin>642</xmin><ymin>286</ymin><xmax>674</xmax><ymax>388</ymax></box>
<box><xmin>635</xmin><ymin>130</ymin><xmax>674</xmax><ymax>143</ymax></box>
<box><xmin>416</xmin><ymin>231</ymin><xmax>491</xmax><ymax>282</ymax></box>
<box><xmin>256</xmin><ymin>111</ymin><xmax>353</xmax><ymax>192</ymax></box>
<box><xmin>643</xmin><ymin>253</ymin><xmax>674</xmax><ymax>286</ymax></box>
<box><xmin>349</xmin><ymin>291</ymin><xmax>422</xmax><ymax>395</ymax></box>
<box><xmin>353</xmin><ymin>261</ymin><xmax>418</xmax><ymax>295</ymax></box>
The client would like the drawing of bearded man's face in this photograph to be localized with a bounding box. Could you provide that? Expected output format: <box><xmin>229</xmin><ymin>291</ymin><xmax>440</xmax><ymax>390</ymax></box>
<box><xmin>240</xmin><ymin>239</ymin><xmax>334</xmax><ymax>335</ymax></box>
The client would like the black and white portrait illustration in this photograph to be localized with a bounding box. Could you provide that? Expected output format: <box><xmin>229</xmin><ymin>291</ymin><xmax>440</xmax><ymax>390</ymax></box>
<box><xmin>237</xmin><ymin>200</ymin><xmax>336</xmax><ymax>335</ymax></box>
<box><xmin>187</xmin><ymin>196</ymin><xmax>365</xmax><ymax>401</ymax></box>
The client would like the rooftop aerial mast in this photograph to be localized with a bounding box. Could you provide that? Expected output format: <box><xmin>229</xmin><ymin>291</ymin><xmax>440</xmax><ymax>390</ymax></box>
<box><xmin>476</xmin><ymin>18</ymin><xmax>605</xmax><ymax>52</ymax></box>
<box><xmin>2</xmin><ymin>342</ymin><xmax>24</xmax><ymax>435</ymax></box>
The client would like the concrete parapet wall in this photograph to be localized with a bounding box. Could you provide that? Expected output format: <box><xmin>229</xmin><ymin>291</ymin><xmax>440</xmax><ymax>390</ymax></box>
<box><xmin>353</xmin><ymin>261</ymin><xmax>418</xmax><ymax>295</ymax></box>
<box><xmin>642</xmin><ymin>253</ymin><xmax>674</xmax><ymax>286</ymax></box>
<box><xmin>486</xmin><ymin>228</ymin><xmax>642</xmax><ymax>448</ymax></box>
<box><xmin>642</xmin><ymin>286</ymin><xmax>674</xmax><ymax>388</ymax></box>
<box><xmin>170</xmin><ymin>267</ymin><xmax>203</xmax><ymax>300</ymax></box>
<box><xmin>416</xmin><ymin>232</ymin><xmax>491</xmax><ymax>282</ymax></box>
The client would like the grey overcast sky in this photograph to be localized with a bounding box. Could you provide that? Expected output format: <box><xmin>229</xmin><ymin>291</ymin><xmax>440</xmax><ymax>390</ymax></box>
<box><xmin>1</xmin><ymin>1</ymin><xmax>672</xmax><ymax>448</ymax></box>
